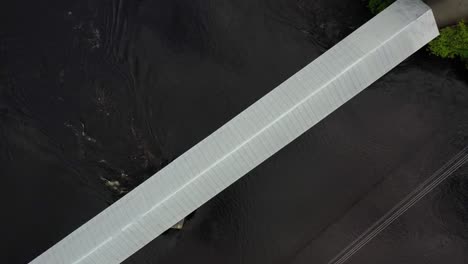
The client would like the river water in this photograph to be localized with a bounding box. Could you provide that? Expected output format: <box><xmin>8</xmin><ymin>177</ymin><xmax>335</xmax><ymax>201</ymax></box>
<box><xmin>2</xmin><ymin>0</ymin><xmax>468</xmax><ymax>263</ymax></box>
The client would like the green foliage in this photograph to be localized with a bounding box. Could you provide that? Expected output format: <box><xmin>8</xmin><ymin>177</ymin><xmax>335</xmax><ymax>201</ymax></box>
<box><xmin>428</xmin><ymin>21</ymin><xmax>468</xmax><ymax>63</ymax></box>
<box><xmin>368</xmin><ymin>0</ymin><xmax>395</xmax><ymax>15</ymax></box>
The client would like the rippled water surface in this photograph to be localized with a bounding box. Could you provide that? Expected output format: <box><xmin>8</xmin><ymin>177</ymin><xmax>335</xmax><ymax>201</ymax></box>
<box><xmin>2</xmin><ymin>0</ymin><xmax>468</xmax><ymax>263</ymax></box>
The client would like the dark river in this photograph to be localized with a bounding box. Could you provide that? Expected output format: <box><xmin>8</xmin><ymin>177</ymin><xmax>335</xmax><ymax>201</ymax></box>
<box><xmin>2</xmin><ymin>0</ymin><xmax>468</xmax><ymax>263</ymax></box>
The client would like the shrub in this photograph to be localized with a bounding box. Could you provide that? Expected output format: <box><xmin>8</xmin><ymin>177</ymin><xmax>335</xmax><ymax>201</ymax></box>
<box><xmin>428</xmin><ymin>21</ymin><xmax>468</xmax><ymax>67</ymax></box>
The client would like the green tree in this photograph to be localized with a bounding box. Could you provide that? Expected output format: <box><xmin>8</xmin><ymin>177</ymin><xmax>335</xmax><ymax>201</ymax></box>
<box><xmin>428</xmin><ymin>21</ymin><xmax>468</xmax><ymax>67</ymax></box>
